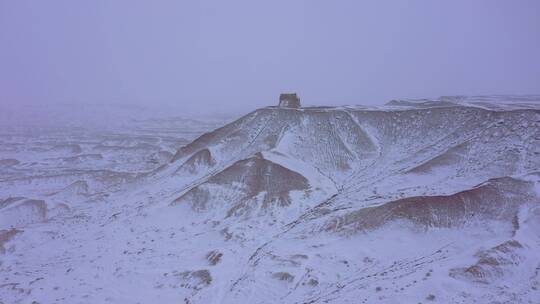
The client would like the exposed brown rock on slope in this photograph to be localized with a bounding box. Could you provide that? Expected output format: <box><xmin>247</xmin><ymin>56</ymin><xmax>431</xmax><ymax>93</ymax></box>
<box><xmin>176</xmin><ymin>149</ymin><xmax>216</xmax><ymax>175</ymax></box>
<box><xmin>325</xmin><ymin>176</ymin><xmax>538</xmax><ymax>233</ymax></box>
<box><xmin>173</xmin><ymin>152</ymin><xmax>309</xmax><ymax>217</ymax></box>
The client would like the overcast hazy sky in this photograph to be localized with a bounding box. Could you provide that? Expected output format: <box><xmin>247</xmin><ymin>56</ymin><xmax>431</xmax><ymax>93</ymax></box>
<box><xmin>1</xmin><ymin>0</ymin><xmax>539</xmax><ymax>113</ymax></box>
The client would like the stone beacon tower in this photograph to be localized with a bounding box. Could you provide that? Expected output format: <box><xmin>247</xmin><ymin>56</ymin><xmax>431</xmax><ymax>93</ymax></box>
<box><xmin>278</xmin><ymin>93</ymin><xmax>301</xmax><ymax>108</ymax></box>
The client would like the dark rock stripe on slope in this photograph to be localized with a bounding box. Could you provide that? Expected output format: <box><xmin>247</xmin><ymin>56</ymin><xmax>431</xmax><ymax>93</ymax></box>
<box><xmin>325</xmin><ymin>176</ymin><xmax>538</xmax><ymax>233</ymax></box>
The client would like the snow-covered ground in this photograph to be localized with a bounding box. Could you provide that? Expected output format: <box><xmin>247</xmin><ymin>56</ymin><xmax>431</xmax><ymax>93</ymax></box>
<box><xmin>1</xmin><ymin>96</ymin><xmax>540</xmax><ymax>304</ymax></box>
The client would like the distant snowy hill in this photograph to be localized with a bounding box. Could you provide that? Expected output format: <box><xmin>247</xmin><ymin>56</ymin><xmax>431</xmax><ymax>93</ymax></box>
<box><xmin>1</xmin><ymin>96</ymin><xmax>540</xmax><ymax>304</ymax></box>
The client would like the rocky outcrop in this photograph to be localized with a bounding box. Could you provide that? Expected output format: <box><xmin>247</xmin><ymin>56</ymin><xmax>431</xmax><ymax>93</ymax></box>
<box><xmin>450</xmin><ymin>240</ymin><xmax>524</xmax><ymax>283</ymax></box>
<box><xmin>173</xmin><ymin>153</ymin><xmax>310</xmax><ymax>217</ymax></box>
<box><xmin>325</xmin><ymin>176</ymin><xmax>537</xmax><ymax>233</ymax></box>
<box><xmin>176</xmin><ymin>149</ymin><xmax>216</xmax><ymax>175</ymax></box>
<box><xmin>0</xmin><ymin>158</ymin><xmax>20</xmax><ymax>167</ymax></box>
<box><xmin>0</xmin><ymin>198</ymin><xmax>48</xmax><ymax>229</ymax></box>
<box><xmin>175</xmin><ymin>269</ymin><xmax>212</xmax><ymax>290</ymax></box>
<box><xmin>0</xmin><ymin>228</ymin><xmax>21</xmax><ymax>254</ymax></box>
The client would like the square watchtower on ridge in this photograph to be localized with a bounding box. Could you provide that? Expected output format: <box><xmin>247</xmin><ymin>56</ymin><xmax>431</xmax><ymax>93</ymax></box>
<box><xmin>278</xmin><ymin>93</ymin><xmax>301</xmax><ymax>108</ymax></box>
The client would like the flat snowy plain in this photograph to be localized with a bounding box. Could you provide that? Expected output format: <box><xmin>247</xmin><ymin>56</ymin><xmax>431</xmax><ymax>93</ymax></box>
<box><xmin>1</xmin><ymin>96</ymin><xmax>539</xmax><ymax>304</ymax></box>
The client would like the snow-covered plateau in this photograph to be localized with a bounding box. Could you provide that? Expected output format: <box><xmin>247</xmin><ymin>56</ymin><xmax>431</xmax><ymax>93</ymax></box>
<box><xmin>1</xmin><ymin>96</ymin><xmax>540</xmax><ymax>304</ymax></box>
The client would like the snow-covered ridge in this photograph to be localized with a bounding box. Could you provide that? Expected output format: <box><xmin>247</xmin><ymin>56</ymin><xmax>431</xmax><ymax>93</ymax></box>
<box><xmin>1</xmin><ymin>96</ymin><xmax>539</xmax><ymax>303</ymax></box>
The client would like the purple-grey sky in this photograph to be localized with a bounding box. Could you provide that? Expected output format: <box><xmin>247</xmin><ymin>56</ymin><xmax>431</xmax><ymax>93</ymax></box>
<box><xmin>1</xmin><ymin>0</ymin><xmax>539</xmax><ymax>113</ymax></box>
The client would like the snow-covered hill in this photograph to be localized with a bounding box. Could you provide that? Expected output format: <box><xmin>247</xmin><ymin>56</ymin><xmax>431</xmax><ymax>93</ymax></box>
<box><xmin>1</xmin><ymin>96</ymin><xmax>539</xmax><ymax>303</ymax></box>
